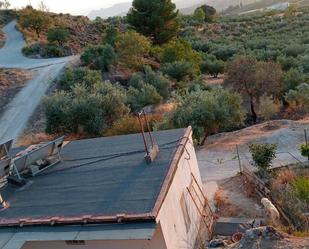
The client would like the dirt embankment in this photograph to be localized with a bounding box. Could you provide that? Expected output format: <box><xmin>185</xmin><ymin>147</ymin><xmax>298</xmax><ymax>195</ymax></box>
<box><xmin>0</xmin><ymin>10</ymin><xmax>15</xmax><ymax>48</ymax></box>
<box><xmin>0</xmin><ymin>69</ymin><xmax>33</xmax><ymax>114</ymax></box>
<box><xmin>0</xmin><ymin>29</ymin><xmax>4</xmax><ymax>48</ymax></box>
<box><xmin>18</xmin><ymin>13</ymin><xmax>103</xmax><ymax>55</ymax></box>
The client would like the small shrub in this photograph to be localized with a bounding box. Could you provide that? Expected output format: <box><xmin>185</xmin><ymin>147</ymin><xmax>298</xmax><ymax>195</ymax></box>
<box><xmin>59</xmin><ymin>67</ymin><xmax>102</xmax><ymax>90</ymax></box>
<box><xmin>249</xmin><ymin>143</ymin><xmax>277</xmax><ymax>172</ymax></box>
<box><xmin>202</xmin><ymin>58</ymin><xmax>225</xmax><ymax>78</ymax></box>
<box><xmin>259</xmin><ymin>95</ymin><xmax>280</xmax><ymax>121</ymax></box>
<box><xmin>293</xmin><ymin>177</ymin><xmax>309</xmax><ymax>205</ymax></box>
<box><xmin>285</xmin><ymin>83</ymin><xmax>309</xmax><ymax>111</ymax></box>
<box><xmin>162</xmin><ymin>61</ymin><xmax>194</xmax><ymax>81</ymax></box>
<box><xmin>300</xmin><ymin>144</ymin><xmax>309</xmax><ymax>160</ymax></box>
<box><xmin>127</xmin><ymin>84</ymin><xmax>162</xmax><ymax>111</ymax></box>
<box><xmin>161</xmin><ymin>39</ymin><xmax>202</xmax><ymax>75</ymax></box>
<box><xmin>81</xmin><ymin>44</ymin><xmax>115</xmax><ymax>71</ymax></box>
<box><xmin>104</xmin><ymin>114</ymin><xmax>163</xmax><ymax>136</ymax></box>
<box><xmin>45</xmin><ymin>44</ymin><xmax>65</xmax><ymax>57</ymax></box>
<box><xmin>47</xmin><ymin>27</ymin><xmax>70</xmax><ymax>46</ymax></box>
<box><xmin>115</xmin><ymin>30</ymin><xmax>151</xmax><ymax>70</ymax></box>
<box><xmin>22</xmin><ymin>45</ymin><xmax>40</xmax><ymax>56</ymax></box>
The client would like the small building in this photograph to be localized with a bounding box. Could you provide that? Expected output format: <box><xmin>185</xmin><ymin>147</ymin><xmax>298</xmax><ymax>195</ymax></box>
<box><xmin>0</xmin><ymin>127</ymin><xmax>212</xmax><ymax>249</ymax></box>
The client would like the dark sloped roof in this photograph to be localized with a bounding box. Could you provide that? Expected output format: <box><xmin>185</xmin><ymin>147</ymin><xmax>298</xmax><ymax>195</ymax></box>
<box><xmin>0</xmin><ymin>129</ymin><xmax>187</xmax><ymax>225</ymax></box>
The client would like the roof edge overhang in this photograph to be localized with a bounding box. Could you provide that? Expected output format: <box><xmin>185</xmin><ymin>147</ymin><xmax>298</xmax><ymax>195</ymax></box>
<box><xmin>0</xmin><ymin>213</ymin><xmax>156</xmax><ymax>227</ymax></box>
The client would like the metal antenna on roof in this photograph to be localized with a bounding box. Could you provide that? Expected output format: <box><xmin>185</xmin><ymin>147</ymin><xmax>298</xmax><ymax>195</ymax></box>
<box><xmin>137</xmin><ymin>110</ymin><xmax>159</xmax><ymax>164</ymax></box>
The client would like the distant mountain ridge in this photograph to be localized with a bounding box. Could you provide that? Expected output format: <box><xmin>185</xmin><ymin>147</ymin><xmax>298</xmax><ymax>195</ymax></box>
<box><xmin>88</xmin><ymin>0</ymin><xmax>261</xmax><ymax>19</ymax></box>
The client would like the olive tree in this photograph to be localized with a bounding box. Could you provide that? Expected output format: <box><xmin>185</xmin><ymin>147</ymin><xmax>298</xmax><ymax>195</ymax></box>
<box><xmin>225</xmin><ymin>57</ymin><xmax>283</xmax><ymax>122</ymax></box>
<box><xmin>168</xmin><ymin>87</ymin><xmax>245</xmax><ymax>144</ymax></box>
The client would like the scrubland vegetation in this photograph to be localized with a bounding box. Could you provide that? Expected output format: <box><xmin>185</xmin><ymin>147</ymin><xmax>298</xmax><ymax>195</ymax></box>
<box><xmin>1</xmin><ymin>0</ymin><xmax>308</xmax><ymax>144</ymax></box>
<box><xmin>43</xmin><ymin>1</ymin><xmax>309</xmax><ymax>144</ymax></box>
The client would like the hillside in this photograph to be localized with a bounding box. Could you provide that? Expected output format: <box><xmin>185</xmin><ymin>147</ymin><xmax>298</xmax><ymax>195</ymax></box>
<box><xmin>224</xmin><ymin>0</ymin><xmax>309</xmax><ymax>15</ymax></box>
<box><xmin>88</xmin><ymin>0</ymin><xmax>261</xmax><ymax>19</ymax></box>
<box><xmin>17</xmin><ymin>12</ymin><xmax>103</xmax><ymax>57</ymax></box>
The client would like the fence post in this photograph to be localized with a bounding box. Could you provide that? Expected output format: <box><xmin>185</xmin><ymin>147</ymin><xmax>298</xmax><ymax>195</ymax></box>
<box><xmin>236</xmin><ymin>144</ymin><xmax>242</xmax><ymax>174</ymax></box>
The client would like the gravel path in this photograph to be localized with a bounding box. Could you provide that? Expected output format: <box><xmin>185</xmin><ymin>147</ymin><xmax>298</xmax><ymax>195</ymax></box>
<box><xmin>0</xmin><ymin>21</ymin><xmax>74</xmax><ymax>143</ymax></box>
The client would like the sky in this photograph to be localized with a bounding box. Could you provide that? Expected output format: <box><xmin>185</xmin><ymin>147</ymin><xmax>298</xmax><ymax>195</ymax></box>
<box><xmin>9</xmin><ymin>0</ymin><xmax>130</xmax><ymax>15</ymax></box>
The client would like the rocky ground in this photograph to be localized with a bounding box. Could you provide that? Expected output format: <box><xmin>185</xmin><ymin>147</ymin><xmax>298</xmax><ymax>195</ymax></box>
<box><xmin>206</xmin><ymin>226</ymin><xmax>308</xmax><ymax>249</ymax></box>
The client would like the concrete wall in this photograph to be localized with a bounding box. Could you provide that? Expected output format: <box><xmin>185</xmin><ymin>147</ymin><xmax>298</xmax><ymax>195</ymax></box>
<box><xmin>156</xmin><ymin>133</ymin><xmax>204</xmax><ymax>249</ymax></box>
<box><xmin>21</xmin><ymin>224</ymin><xmax>167</xmax><ymax>249</ymax></box>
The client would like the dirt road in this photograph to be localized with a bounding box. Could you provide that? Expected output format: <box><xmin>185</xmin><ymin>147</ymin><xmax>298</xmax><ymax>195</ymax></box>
<box><xmin>0</xmin><ymin>21</ymin><xmax>74</xmax><ymax>143</ymax></box>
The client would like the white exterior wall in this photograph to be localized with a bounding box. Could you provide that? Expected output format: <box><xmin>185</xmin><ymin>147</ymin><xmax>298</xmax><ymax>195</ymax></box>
<box><xmin>21</xmin><ymin>224</ymin><xmax>167</xmax><ymax>249</ymax></box>
<box><xmin>156</xmin><ymin>134</ymin><xmax>204</xmax><ymax>249</ymax></box>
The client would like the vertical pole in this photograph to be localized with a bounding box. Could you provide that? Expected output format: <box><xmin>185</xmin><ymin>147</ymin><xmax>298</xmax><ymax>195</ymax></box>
<box><xmin>236</xmin><ymin>145</ymin><xmax>242</xmax><ymax>173</ymax></box>
<box><xmin>138</xmin><ymin>113</ymin><xmax>149</xmax><ymax>155</ymax></box>
<box><xmin>305</xmin><ymin>129</ymin><xmax>308</xmax><ymax>161</ymax></box>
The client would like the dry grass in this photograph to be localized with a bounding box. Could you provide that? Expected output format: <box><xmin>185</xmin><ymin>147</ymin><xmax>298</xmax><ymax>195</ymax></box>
<box><xmin>16</xmin><ymin>133</ymin><xmax>55</xmax><ymax>147</ymax></box>
<box><xmin>104</xmin><ymin>113</ymin><xmax>164</xmax><ymax>137</ymax></box>
<box><xmin>214</xmin><ymin>188</ymin><xmax>243</xmax><ymax>217</ymax></box>
<box><xmin>0</xmin><ymin>69</ymin><xmax>32</xmax><ymax>94</ymax></box>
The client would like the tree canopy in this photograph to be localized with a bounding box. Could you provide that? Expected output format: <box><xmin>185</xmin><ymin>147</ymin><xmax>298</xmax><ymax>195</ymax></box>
<box><xmin>168</xmin><ymin>87</ymin><xmax>244</xmax><ymax>144</ymax></box>
<box><xmin>19</xmin><ymin>7</ymin><xmax>52</xmax><ymax>38</ymax></box>
<box><xmin>225</xmin><ymin>56</ymin><xmax>283</xmax><ymax>122</ymax></box>
<box><xmin>127</xmin><ymin>0</ymin><xmax>180</xmax><ymax>44</ymax></box>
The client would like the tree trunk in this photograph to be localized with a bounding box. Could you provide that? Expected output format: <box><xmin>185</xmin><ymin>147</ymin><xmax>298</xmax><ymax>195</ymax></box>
<box><xmin>250</xmin><ymin>98</ymin><xmax>257</xmax><ymax>123</ymax></box>
<box><xmin>200</xmin><ymin>131</ymin><xmax>209</xmax><ymax>146</ymax></box>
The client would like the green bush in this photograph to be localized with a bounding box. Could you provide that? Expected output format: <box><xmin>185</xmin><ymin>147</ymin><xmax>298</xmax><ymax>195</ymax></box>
<box><xmin>284</xmin><ymin>45</ymin><xmax>306</xmax><ymax>57</ymax></box>
<box><xmin>301</xmin><ymin>55</ymin><xmax>309</xmax><ymax>73</ymax></box>
<box><xmin>45</xmin><ymin>44</ymin><xmax>65</xmax><ymax>57</ymax></box>
<box><xmin>277</xmin><ymin>55</ymin><xmax>300</xmax><ymax>71</ymax></box>
<box><xmin>293</xmin><ymin>177</ymin><xmax>309</xmax><ymax>204</ymax></box>
<box><xmin>162</xmin><ymin>61</ymin><xmax>194</xmax><ymax>81</ymax></box>
<box><xmin>81</xmin><ymin>44</ymin><xmax>115</xmax><ymax>71</ymax></box>
<box><xmin>285</xmin><ymin>83</ymin><xmax>309</xmax><ymax>111</ymax></box>
<box><xmin>47</xmin><ymin>27</ymin><xmax>70</xmax><ymax>46</ymax></box>
<box><xmin>144</xmin><ymin>66</ymin><xmax>172</xmax><ymax>99</ymax></box>
<box><xmin>129</xmin><ymin>67</ymin><xmax>172</xmax><ymax>101</ymax></box>
<box><xmin>161</xmin><ymin>39</ymin><xmax>202</xmax><ymax>75</ymax></box>
<box><xmin>116</xmin><ymin>30</ymin><xmax>151</xmax><ymax>70</ymax></box>
<box><xmin>22</xmin><ymin>45</ymin><xmax>40</xmax><ymax>56</ymax></box>
<box><xmin>202</xmin><ymin>58</ymin><xmax>225</xmax><ymax>78</ymax></box>
<box><xmin>282</xmin><ymin>68</ymin><xmax>305</xmax><ymax>95</ymax></box>
<box><xmin>300</xmin><ymin>144</ymin><xmax>309</xmax><ymax>159</ymax></box>
<box><xmin>212</xmin><ymin>46</ymin><xmax>238</xmax><ymax>61</ymax></box>
<box><xmin>127</xmin><ymin>84</ymin><xmax>162</xmax><ymax>111</ymax></box>
<box><xmin>45</xmin><ymin>82</ymin><xmax>128</xmax><ymax>135</ymax></box>
<box><xmin>249</xmin><ymin>143</ymin><xmax>277</xmax><ymax>171</ymax></box>
<box><xmin>165</xmin><ymin>87</ymin><xmax>244</xmax><ymax>144</ymax></box>
<box><xmin>59</xmin><ymin>67</ymin><xmax>102</xmax><ymax>90</ymax></box>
